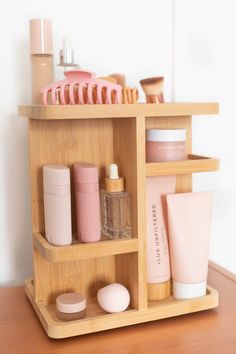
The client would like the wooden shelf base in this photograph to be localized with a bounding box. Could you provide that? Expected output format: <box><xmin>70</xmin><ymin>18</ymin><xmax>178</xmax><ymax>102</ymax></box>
<box><xmin>25</xmin><ymin>277</ymin><xmax>219</xmax><ymax>339</ymax></box>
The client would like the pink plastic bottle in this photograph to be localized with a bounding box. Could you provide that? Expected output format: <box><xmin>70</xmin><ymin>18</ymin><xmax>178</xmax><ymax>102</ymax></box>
<box><xmin>74</xmin><ymin>163</ymin><xmax>101</xmax><ymax>243</ymax></box>
<box><xmin>43</xmin><ymin>165</ymin><xmax>72</xmax><ymax>246</ymax></box>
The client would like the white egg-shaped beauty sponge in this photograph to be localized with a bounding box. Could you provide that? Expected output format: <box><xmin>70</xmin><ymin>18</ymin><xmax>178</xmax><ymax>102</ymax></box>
<box><xmin>97</xmin><ymin>283</ymin><xmax>130</xmax><ymax>313</ymax></box>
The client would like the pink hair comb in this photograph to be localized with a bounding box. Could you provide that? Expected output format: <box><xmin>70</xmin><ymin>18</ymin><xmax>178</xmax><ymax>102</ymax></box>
<box><xmin>41</xmin><ymin>70</ymin><xmax>122</xmax><ymax>105</ymax></box>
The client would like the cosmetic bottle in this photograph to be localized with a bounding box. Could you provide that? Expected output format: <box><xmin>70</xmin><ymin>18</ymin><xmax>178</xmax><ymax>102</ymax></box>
<box><xmin>146</xmin><ymin>175</ymin><xmax>176</xmax><ymax>301</ymax></box>
<box><xmin>167</xmin><ymin>192</ymin><xmax>212</xmax><ymax>299</ymax></box>
<box><xmin>30</xmin><ymin>18</ymin><xmax>54</xmax><ymax>104</ymax></box>
<box><xmin>43</xmin><ymin>165</ymin><xmax>72</xmax><ymax>246</ymax></box>
<box><xmin>55</xmin><ymin>36</ymin><xmax>80</xmax><ymax>81</ymax></box>
<box><xmin>74</xmin><ymin>163</ymin><xmax>101</xmax><ymax>243</ymax></box>
<box><xmin>100</xmin><ymin>164</ymin><xmax>131</xmax><ymax>239</ymax></box>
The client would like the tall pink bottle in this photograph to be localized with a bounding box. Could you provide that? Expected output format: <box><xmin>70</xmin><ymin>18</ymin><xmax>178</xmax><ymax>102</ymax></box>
<box><xmin>74</xmin><ymin>163</ymin><xmax>101</xmax><ymax>242</ymax></box>
<box><xmin>43</xmin><ymin>165</ymin><xmax>72</xmax><ymax>246</ymax></box>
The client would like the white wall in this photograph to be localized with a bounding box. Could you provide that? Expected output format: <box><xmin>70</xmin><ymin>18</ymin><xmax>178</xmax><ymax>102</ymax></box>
<box><xmin>174</xmin><ymin>0</ymin><xmax>236</xmax><ymax>274</ymax></box>
<box><xmin>1</xmin><ymin>0</ymin><xmax>235</xmax><ymax>286</ymax></box>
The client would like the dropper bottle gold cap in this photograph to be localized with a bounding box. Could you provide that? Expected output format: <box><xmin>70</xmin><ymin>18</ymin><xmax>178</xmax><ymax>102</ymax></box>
<box><xmin>105</xmin><ymin>164</ymin><xmax>124</xmax><ymax>192</ymax></box>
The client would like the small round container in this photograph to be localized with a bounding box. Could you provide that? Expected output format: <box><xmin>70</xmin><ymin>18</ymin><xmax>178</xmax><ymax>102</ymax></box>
<box><xmin>146</xmin><ymin>129</ymin><xmax>187</xmax><ymax>162</ymax></box>
<box><xmin>56</xmin><ymin>292</ymin><xmax>86</xmax><ymax>321</ymax></box>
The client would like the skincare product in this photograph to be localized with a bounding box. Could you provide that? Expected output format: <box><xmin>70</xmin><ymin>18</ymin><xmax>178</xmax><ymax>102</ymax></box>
<box><xmin>167</xmin><ymin>192</ymin><xmax>213</xmax><ymax>299</ymax></box>
<box><xmin>74</xmin><ymin>162</ymin><xmax>101</xmax><ymax>243</ymax></box>
<box><xmin>140</xmin><ymin>77</ymin><xmax>164</xmax><ymax>103</ymax></box>
<box><xmin>56</xmin><ymin>292</ymin><xmax>86</xmax><ymax>321</ymax></box>
<box><xmin>30</xmin><ymin>18</ymin><xmax>54</xmax><ymax>104</ymax></box>
<box><xmin>146</xmin><ymin>129</ymin><xmax>187</xmax><ymax>162</ymax></box>
<box><xmin>97</xmin><ymin>283</ymin><xmax>130</xmax><ymax>313</ymax></box>
<box><xmin>100</xmin><ymin>164</ymin><xmax>131</xmax><ymax>239</ymax></box>
<box><xmin>146</xmin><ymin>175</ymin><xmax>176</xmax><ymax>301</ymax></box>
<box><xmin>55</xmin><ymin>36</ymin><xmax>80</xmax><ymax>81</ymax></box>
<box><xmin>43</xmin><ymin>165</ymin><xmax>72</xmax><ymax>246</ymax></box>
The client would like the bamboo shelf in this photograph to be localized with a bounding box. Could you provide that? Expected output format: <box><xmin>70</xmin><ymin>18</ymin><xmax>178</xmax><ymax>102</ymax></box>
<box><xmin>146</xmin><ymin>154</ymin><xmax>219</xmax><ymax>176</ymax></box>
<box><xmin>19</xmin><ymin>102</ymin><xmax>219</xmax><ymax>339</ymax></box>
<box><xmin>25</xmin><ymin>277</ymin><xmax>219</xmax><ymax>339</ymax></box>
<box><xmin>33</xmin><ymin>233</ymin><xmax>139</xmax><ymax>262</ymax></box>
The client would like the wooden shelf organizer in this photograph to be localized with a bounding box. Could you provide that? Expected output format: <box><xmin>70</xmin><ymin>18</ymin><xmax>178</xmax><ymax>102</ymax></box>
<box><xmin>19</xmin><ymin>102</ymin><xmax>220</xmax><ymax>339</ymax></box>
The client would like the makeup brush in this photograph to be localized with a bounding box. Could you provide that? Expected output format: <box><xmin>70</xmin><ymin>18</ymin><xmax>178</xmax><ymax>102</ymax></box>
<box><xmin>109</xmin><ymin>73</ymin><xmax>126</xmax><ymax>88</ymax></box>
<box><xmin>140</xmin><ymin>77</ymin><xmax>164</xmax><ymax>103</ymax></box>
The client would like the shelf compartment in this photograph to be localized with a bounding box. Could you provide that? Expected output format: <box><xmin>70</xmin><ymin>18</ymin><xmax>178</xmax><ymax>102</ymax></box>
<box><xmin>18</xmin><ymin>102</ymin><xmax>219</xmax><ymax>120</ymax></box>
<box><xmin>146</xmin><ymin>154</ymin><xmax>220</xmax><ymax>176</ymax></box>
<box><xmin>25</xmin><ymin>277</ymin><xmax>219</xmax><ymax>339</ymax></box>
<box><xmin>33</xmin><ymin>232</ymin><xmax>139</xmax><ymax>262</ymax></box>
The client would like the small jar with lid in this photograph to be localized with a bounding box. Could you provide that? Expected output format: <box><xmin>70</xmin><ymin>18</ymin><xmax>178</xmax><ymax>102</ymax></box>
<box><xmin>56</xmin><ymin>292</ymin><xmax>86</xmax><ymax>321</ymax></box>
<box><xmin>146</xmin><ymin>129</ymin><xmax>187</xmax><ymax>162</ymax></box>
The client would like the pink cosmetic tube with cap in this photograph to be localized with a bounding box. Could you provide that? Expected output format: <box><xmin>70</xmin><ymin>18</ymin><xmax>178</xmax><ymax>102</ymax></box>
<box><xmin>146</xmin><ymin>175</ymin><xmax>176</xmax><ymax>300</ymax></box>
<box><xmin>43</xmin><ymin>165</ymin><xmax>72</xmax><ymax>246</ymax></box>
<box><xmin>167</xmin><ymin>191</ymin><xmax>213</xmax><ymax>299</ymax></box>
<box><xmin>74</xmin><ymin>163</ymin><xmax>101</xmax><ymax>243</ymax></box>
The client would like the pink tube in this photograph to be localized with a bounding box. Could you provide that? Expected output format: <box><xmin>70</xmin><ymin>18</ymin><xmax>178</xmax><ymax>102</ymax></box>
<box><xmin>167</xmin><ymin>192</ymin><xmax>213</xmax><ymax>299</ymax></box>
<box><xmin>146</xmin><ymin>176</ymin><xmax>176</xmax><ymax>288</ymax></box>
<box><xmin>74</xmin><ymin>163</ymin><xmax>101</xmax><ymax>243</ymax></box>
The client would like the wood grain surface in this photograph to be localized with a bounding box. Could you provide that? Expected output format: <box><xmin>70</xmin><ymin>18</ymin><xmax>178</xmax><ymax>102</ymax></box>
<box><xmin>19</xmin><ymin>102</ymin><xmax>219</xmax><ymax>120</ymax></box>
<box><xmin>1</xmin><ymin>266</ymin><xmax>236</xmax><ymax>354</ymax></box>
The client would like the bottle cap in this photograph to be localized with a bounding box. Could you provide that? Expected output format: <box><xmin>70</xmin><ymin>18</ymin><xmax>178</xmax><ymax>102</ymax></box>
<box><xmin>148</xmin><ymin>280</ymin><xmax>170</xmax><ymax>301</ymax></box>
<box><xmin>56</xmin><ymin>292</ymin><xmax>86</xmax><ymax>314</ymax></box>
<box><xmin>43</xmin><ymin>165</ymin><xmax>70</xmax><ymax>188</ymax></box>
<box><xmin>74</xmin><ymin>163</ymin><xmax>99</xmax><ymax>184</ymax></box>
<box><xmin>173</xmin><ymin>280</ymin><xmax>207</xmax><ymax>300</ymax></box>
<box><xmin>146</xmin><ymin>129</ymin><xmax>186</xmax><ymax>142</ymax></box>
<box><xmin>105</xmin><ymin>164</ymin><xmax>124</xmax><ymax>192</ymax></box>
<box><xmin>30</xmin><ymin>18</ymin><xmax>53</xmax><ymax>55</ymax></box>
<box><xmin>58</xmin><ymin>36</ymin><xmax>78</xmax><ymax>66</ymax></box>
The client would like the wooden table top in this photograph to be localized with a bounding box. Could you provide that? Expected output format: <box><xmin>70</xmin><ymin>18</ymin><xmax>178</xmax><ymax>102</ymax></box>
<box><xmin>1</xmin><ymin>266</ymin><xmax>236</xmax><ymax>354</ymax></box>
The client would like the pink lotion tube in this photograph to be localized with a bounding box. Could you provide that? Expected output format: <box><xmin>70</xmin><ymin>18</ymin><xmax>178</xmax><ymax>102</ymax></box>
<box><xmin>167</xmin><ymin>192</ymin><xmax>213</xmax><ymax>299</ymax></box>
<box><xmin>146</xmin><ymin>176</ymin><xmax>176</xmax><ymax>300</ymax></box>
<box><xmin>74</xmin><ymin>163</ymin><xmax>101</xmax><ymax>243</ymax></box>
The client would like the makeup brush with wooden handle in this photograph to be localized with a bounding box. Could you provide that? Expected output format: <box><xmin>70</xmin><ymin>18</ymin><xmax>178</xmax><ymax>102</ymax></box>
<box><xmin>140</xmin><ymin>77</ymin><xmax>164</xmax><ymax>103</ymax></box>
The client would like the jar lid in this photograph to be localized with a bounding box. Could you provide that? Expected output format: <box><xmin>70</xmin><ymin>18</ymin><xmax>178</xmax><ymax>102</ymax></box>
<box><xmin>146</xmin><ymin>129</ymin><xmax>186</xmax><ymax>142</ymax></box>
<box><xmin>56</xmin><ymin>292</ymin><xmax>86</xmax><ymax>314</ymax></box>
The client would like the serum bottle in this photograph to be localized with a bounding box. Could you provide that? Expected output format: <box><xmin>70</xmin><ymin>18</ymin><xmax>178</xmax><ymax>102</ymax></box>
<box><xmin>30</xmin><ymin>18</ymin><xmax>54</xmax><ymax>104</ymax></box>
<box><xmin>55</xmin><ymin>36</ymin><xmax>80</xmax><ymax>80</ymax></box>
<box><xmin>100</xmin><ymin>164</ymin><xmax>131</xmax><ymax>239</ymax></box>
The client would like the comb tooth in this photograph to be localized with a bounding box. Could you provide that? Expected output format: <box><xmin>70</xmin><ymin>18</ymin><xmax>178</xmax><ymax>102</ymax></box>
<box><xmin>106</xmin><ymin>87</ymin><xmax>112</xmax><ymax>104</ymax></box>
<box><xmin>117</xmin><ymin>88</ymin><xmax>122</xmax><ymax>104</ymax></box>
<box><xmin>96</xmin><ymin>85</ymin><xmax>103</xmax><ymax>104</ymax></box>
<box><xmin>60</xmin><ymin>84</ymin><xmax>65</xmax><ymax>105</ymax></box>
<box><xmin>42</xmin><ymin>88</ymin><xmax>50</xmax><ymax>105</ymax></box>
<box><xmin>69</xmin><ymin>83</ymin><xmax>75</xmax><ymax>104</ymax></box>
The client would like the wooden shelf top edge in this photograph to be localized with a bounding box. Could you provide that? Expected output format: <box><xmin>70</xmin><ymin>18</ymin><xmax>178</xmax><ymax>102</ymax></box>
<box><xmin>146</xmin><ymin>154</ymin><xmax>220</xmax><ymax>176</ymax></box>
<box><xmin>33</xmin><ymin>233</ymin><xmax>139</xmax><ymax>262</ymax></box>
<box><xmin>18</xmin><ymin>102</ymin><xmax>219</xmax><ymax>120</ymax></box>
